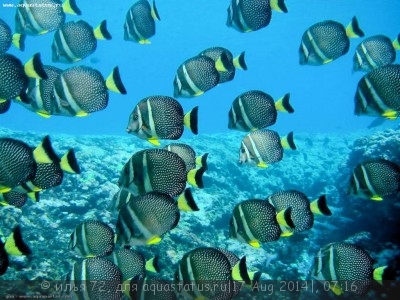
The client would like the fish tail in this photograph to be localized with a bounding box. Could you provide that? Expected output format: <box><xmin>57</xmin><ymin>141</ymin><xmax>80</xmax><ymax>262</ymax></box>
<box><xmin>151</xmin><ymin>0</ymin><xmax>161</xmax><ymax>21</ymax></box>
<box><xmin>373</xmin><ymin>266</ymin><xmax>393</xmax><ymax>284</ymax></box>
<box><xmin>94</xmin><ymin>20</ymin><xmax>112</xmax><ymax>40</ymax></box>
<box><xmin>5</xmin><ymin>226</ymin><xmax>31</xmax><ymax>256</ymax></box>
<box><xmin>275</xmin><ymin>93</ymin><xmax>294</xmax><ymax>113</ymax></box>
<box><xmin>106</xmin><ymin>66</ymin><xmax>127</xmax><ymax>94</ymax></box>
<box><xmin>61</xmin><ymin>149</ymin><xmax>81</xmax><ymax>174</ymax></box>
<box><xmin>233</xmin><ymin>51</ymin><xmax>248</xmax><ymax>70</ymax></box>
<box><xmin>276</xmin><ymin>207</ymin><xmax>295</xmax><ymax>229</ymax></box>
<box><xmin>33</xmin><ymin>135</ymin><xmax>60</xmax><ymax>164</ymax></box>
<box><xmin>145</xmin><ymin>256</ymin><xmax>160</xmax><ymax>273</ymax></box>
<box><xmin>177</xmin><ymin>188</ymin><xmax>199</xmax><ymax>211</ymax></box>
<box><xmin>281</xmin><ymin>131</ymin><xmax>296</xmax><ymax>150</ymax></box>
<box><xmin>215</xmin><ymin>52</ymin><xmax>230</xmax><ymax>72</ymax></box>
<box><xmin>232</xmin><ymin>257</ymin><xmax>251</xmax><ymax>285</ymax></box>
<box><xmin>249</xmin><ymin>271</ymin><xmax>262</xmax><ymax>288</ymax></box>
<box><xmin>183</xmin><ymin>106</ymin><xmax>199</xmax><ymax>135</ymax></box>
<box><xmin>62</xmin><ymin>0</ymin><xmax>82</xmax><ymax>15</ymax></box>
<box><xmin>270</xmin><ymin>0</ymin><xmax>288</xmax><ymax>13</ymax></box>
<box><xmin>195</xmin><ymin>153</ymin><xmax>208</xmax><ymax>170</ymax></box>
<box><xmin>27</xmin><ymin>192</ymin><xmax>40</xmax><ymax>202</ymax></box>
<box><xmin>24</xmin><ymin>53</ymin><xmax>47</xmax><ymax>80</ymax></box>
<box><xmin>12</xmin><ymin>33</ymin><xmax>25</xmax><ymax>51</ymax></box>
<box><xmin>187</xmin><ymin>167</ymin><xmax>206</xmax><ymax>188</ymax></box>
<box><xmin>310</xmin><ymin>195</ymin><xmax>332</xmax><ymax>216</ymax></box>
<box><xmin>392</xmin><ymin>34</ymin><xmax>400</xmax><ymax>50</ymax></box>
<box><xmin>346</xmin><ymin>17</ymin><xmax>364</xmax><ymax>38</ymax></box>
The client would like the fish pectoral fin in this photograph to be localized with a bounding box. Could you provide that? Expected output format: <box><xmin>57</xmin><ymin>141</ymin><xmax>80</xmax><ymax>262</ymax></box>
<box><xmin>146</xmin><ymin>236</ymin><xmax>162</xmax><ymax>245</ymax></box>
<box><xmin>330</xmin><ymin>284</ymin><xmax>343</xmax><ymax>295</ymax></box>
<box><xmin>76</xmin><ymin>111</ymin><xmax>89</xmax><ymax>117</ymax></box>
<box><xmin>256</xmin><ymin>162</ymin><xmax>268</xmax><ymax>168</ymax></box>
<box><xmin>0</xmin><ymin>187</ymin><xmax>12</xmax><ymax>193</ymax></box>
<box><xmin>248</xmin><ymin>240</ymin><xmax>261</xmax><ymax>248</ymax></box>
<box><xmin>382</xmin><ymin>110</ymin><xmax>398</xmax><ymax>120</ymax></box>
<box><xmin>371</xmin><ymin>195</ymin><xmax>383</xmax><ymax>201</ymax></box>
<box><xmin>147</xmin><ymin>138</ymin><xmax>160</xmax><ymax>146</ymax></box>
<box><xmin>280</xmin><ymin>231</ymin><xmax>294</xmax><ymax>237</ymax></box>
<box><xmin>322</xmin><ymin>58</ymin><xmax>333</xmax><ymax>64</ymax></box>
<box><xmin>36</xmin><ymin>111</ymin><xmax>51</xmax><ymax>118</ymax></box>
<box><xmin>139</xmin><ymin>39</ymin><xmax>151</xmax><ymax>44</ymax></box>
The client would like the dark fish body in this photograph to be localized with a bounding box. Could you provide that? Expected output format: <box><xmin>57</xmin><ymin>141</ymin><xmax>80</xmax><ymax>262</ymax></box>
<box><xmin>68</xmin><ymin>257</ymin><xmax>122</xmax><ymax>300</ymax></box>
<box><xmin>239</xmin><ymin>129</ymin><xmax>296</xmax><ymax>167</ymax></box>
<box><xmin>227</xmin><ymin>0</ymin><xmax>287</xmax><ymax>33</ymax></box>
<box><xmin>353</xmin><ymin>35</ymin><xmax>398</xmax><ymax>72</ymax></box>
<box><xmin>310</xmin><ymin>243</ymin><xmax>386</xmax><ymax>295</ymax></box>
<box><xmin>52</xmin><ymin>20</ymin><xmax>111</xmax><ymax>63</ymax></box>
<box><xmin>199</xmin><ymin>47</ymin><xmax>247</xmax><ymax>83</ymax></box>
<box><xmin>230</xmin><ymin>199</ymin><xmax>284</xmax><ymax>247</ymax></box>
<box><xmin>0</xmin><ymin>191</ymin><xmax>28</xmax><ymax>208</ymax></box>
<box><xmin>0</xmin><ymin>52</ymin><xmax>47</xmax><ymax>102</ymax></box>
<box><xmin>0</xmin><ymin>53</ymin><xmax>28</xmax><ymax>101</ymax></box>
<box><xmin>126</xmin><ymin>96</ymin><xmax>198</xmax><ymax>145</ymax></box>
<box><xmin>173</xmin><ymin>55</ymin><xmax>221</xmax><ymax>98</ymax></box>
<box><xmin>354</xmin><ymin>64</ymin><xmax>400</xmax><ymax>120</ymax></box>
<box><xmin>349</xmin><ymin>158</ymin><xmax>400</xmax><ymax>201</ymax></box>
<box><xmin>116</xmin><ymin>192</ymin><xmax>180</xmax><ymax>246</ymax></box>
<box><xmin>0</xmin><ymin>239</ymin><xmax>9</xmax><ymax>276</ymax></box>
<box><xmin>18</xmin><ymin>65</ymin><xmax>62</xmax><ymax>117</ymax></box>
<box><xmin>0</xmin><ymin>18</ymin><xmax>25</xmax><ymax>53</ymax></box>
<box><xmin>15</xmin><ymin>0</ymin><xmax>81</xmax><ymax>35</ymax></box>
<box><xmin>108</xmin><ymin>247</ymin><xmax>146</xmax><ymax>281</ymax></box>
<box><xmin>109</xmin><ymin>188</ymin><xmax>135</xmax><ymax>212</ymax></box>
<box><xmin>0</xmin><ymin>138</ymin><xmax>36</xmax><ymax>191</ymax></box>
<box><xmin>69</xmin><ymin>220</ymin><xmax>115</xmax><ymax>258</ymax></box>
<box><xmin>164</xmin><ymin>143</ymin><xmax>208</xmax><ymax>173</ymax></box>
<box><xmin>124</xmin><ymin>0</ymin><xmax>160</xmax><ymax>44</ymax></box>
<box><xmin>175</xmin><ymin>247</ymin><xmax>249</xmax><ymax>300</ymax></box>
<box><xmin>299</xmin><ymin>17</ymin><xmax>364</xmax><ymax>66</ymax></box>
<box><xmin>229</xmin><ymin>91</ymin><xmax>293</xmax><ymax>131</ymax></box>
<box><xmin>127</xmin><ymin>277</ymin><xmax>177</xmax><ymax>300</ymax></box>
<box><xmin>53</xmin><ymin>66</ymin><xmax>109</xmax><ymax>116</ymax></box>
<box><xmin>268</xmin><ymin>190</ymin><xmax>313</xmax><ymax>233</ymax></box>
<box><xmin>118</xmin><ymin>149</ymin><xmax>187</xmax><ymax>197</ymax></box>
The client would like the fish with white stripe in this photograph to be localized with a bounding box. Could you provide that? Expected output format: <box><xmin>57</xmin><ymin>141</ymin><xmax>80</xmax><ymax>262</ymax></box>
<box><xmin>229</xmin><ymin>199</ymin><xmax>294</xmax><ymax>248</ymax></box>
<box><xmin>52</xmin><ymin>65</ymin><xmax>127</xmax><ymax>117</ymax></box>
<box><xmin>239</xmin><ymin>129</ymin><xmax>296</xmax><ymax>168</ymax></box>
<box><xmin>348</xmin><ymin>158</ymin><xmax>400</xmax><ymax>201</ymax></box>
<box><xmin>353</xmin><ymin>34</ymin><xmax>400</xmax><ymax>73</ymax></box>
<box><xmin>115</xmin><ymin>191</ymin><xmax>198</xmax><ymax>246</ymax></box>
<box><xmin>228</xmin><ymin>90</ymin><xmax>294</xmax><ymax>131</ymax></box>
<box><xmin>126</xmin><ymin>96</ymin><xmax>198</xmax><ymax>146</ymax></box>
<box><xmin>310</xmin><ymin>242</ymin><xmax>391</xmax><ymax>295</ymax></box>
<box><xmin>354</xmin><ymin>64</ymin><xmax>400</xmax><ymax>120</ymax></box>
<box><xmin>299</xmin><ymin>17</ymin><xmax>364</xmax><ymax>66</ymax></box>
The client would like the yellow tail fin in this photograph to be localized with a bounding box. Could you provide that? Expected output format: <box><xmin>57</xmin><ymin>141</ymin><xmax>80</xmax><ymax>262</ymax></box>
<box><xmin>106</xmin><ymin>67</ymin><xmax>127</xmax><ymax>94</ymax></box>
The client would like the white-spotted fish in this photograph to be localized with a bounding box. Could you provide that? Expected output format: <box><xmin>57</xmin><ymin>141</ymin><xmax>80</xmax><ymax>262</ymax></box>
<box><xmin>354</xmin><ymin>64</ymin><xmax>400</xmax><ymax>120</ymax></box>
<box><xmin>229</xmin><ymin>199</ymin><xmax>294</xmax><ymax>248</ymax></box>
<box><xmin>353</xmin><ymin>34</ymin><xmax>400</xmax><ymax>72</ymax></box>
<box><xmin>311</xmin><ymin>242</ymin><xmax>390</xmax><ymax>295</ymax></box>
<box><xmin>115</xmin><ymin>191</ymin><xmax>198</xmax><ymax>246</ymax></box>
<box><xmin>226</xmin><ymin>0</ymin><xmax>288</xmax><ymax>33</ymax></box>
<box><xmin>126</xmin><ymin>96</ymin><xmax>198</xmax><ymax>146</ymax></box>
<box><xmin>118</xmin><ymin>149</ymin><xmax>205</xmax><ymax>197</ymax></box>
<box><xmin>0</xmin><ymin>18</ymin><xmax>25</xmax><ymax>53</ymax></box>
<box><xmin>348</xmin><ymin>158</ymin><xmax>400</xmax><ymax>201</ymax></box>
<box><xmin>173</xmin><ymin>54</ymin><xmax>229</xmax><ymax>98</ymax></box>
<box><xmin>124</xmin><ymin>0</ymin><xmax>160</xmax><ymax>44</ymax></box>
<box><xmin>52</xmin><ymin>20</ymin><xmax>111</xmax><ymax>63</ymax></box>
<box><xmin>175</xmin><ymin>247</ymin><xmax>251</xmax><ymax>300</ymax></box>
<box><xmin>15</xmin><ymin>0</ymin><xmax>81</xmax><ymax>35</ymax></box>
<box><xmin>69</xmin><ymin>220</ymin><xmax>115</xmax><ymax>258</ymax></box>
<box><xmin>0</xmin><ymin>53</ymin><xmax>47</xmax><ymax>102</ymax></box>
<box><xmin>239</xmin><ymin>129</ymin><xmax>296</xmax><ymax>168</ymax></box>
<box><xmin>199</xmin><ymin>46</ymin><xmax>247</xmax><ymax>83</ymax></box>
<box><xmin>228</xmin><ymin>91</ymin><xmax>294</xmax><ymax>131</ymax></box>
<box><xmin>52</xmin><ymin>65</ymin><xmax>127</xmax><ymax>117</ymax></box>
<box><xmin>299</xmin><ymin>17</ymin><xmax>364</xmax><ymax>66</ymax></box>
<box><xmin>164</xmin><ymin>143</ymin><xmax>208</xmax><ymax>172</ymax></box>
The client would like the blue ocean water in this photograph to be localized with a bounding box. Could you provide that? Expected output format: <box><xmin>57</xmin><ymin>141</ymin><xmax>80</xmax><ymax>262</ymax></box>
<box><xmin>1</xmin><ymin>1</ymin><xmax>400</xmax><ymax>299</ymax></box>
<box><xmin>1</xmin><ymin>0</ymin><xmax>399</xmax><ymax>135</ymax></box>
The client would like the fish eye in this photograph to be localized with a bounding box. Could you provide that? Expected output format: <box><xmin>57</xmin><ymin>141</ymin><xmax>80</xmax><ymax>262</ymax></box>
<box><xmin>133</xmin><ymin>113</ymin><xmax>139</xmax><ymax>120</ymax></box>
<box><xmin>240</xmin><ymin>148</ymin><xmax>245</xmax><ymax>153</ymax></box>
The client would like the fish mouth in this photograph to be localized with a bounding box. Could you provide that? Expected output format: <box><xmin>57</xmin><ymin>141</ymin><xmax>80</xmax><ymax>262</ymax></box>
<box><xmin>126</xmin><ymin>128</ymin><xmax>131</xmax><ymax>133</ymax></box>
